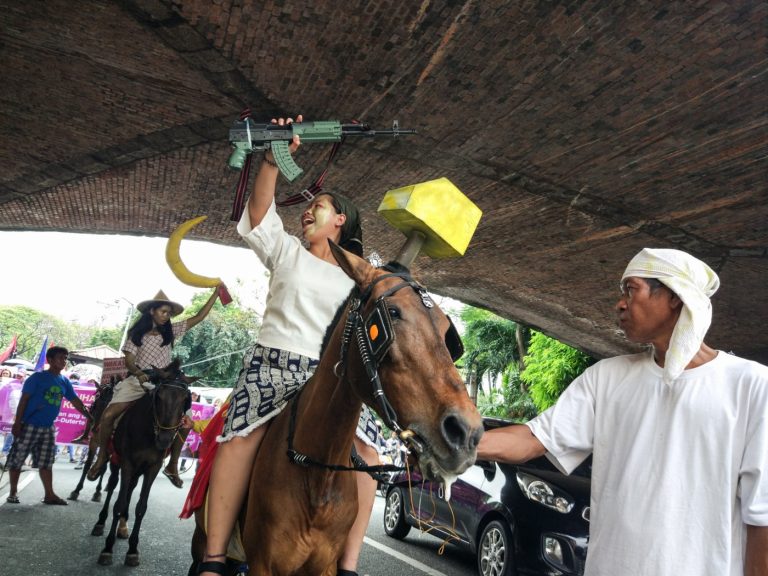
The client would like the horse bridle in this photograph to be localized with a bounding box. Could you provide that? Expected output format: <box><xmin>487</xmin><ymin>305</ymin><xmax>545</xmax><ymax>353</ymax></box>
<box><xmin>149</xmin><ymin>381</ymin><xmax>190</xmax><ymax>438</ymax></box>
<box><xmin>286</xmin><ymin>269</ymin><xmax>464</xmax><ymax>471</ymax></box>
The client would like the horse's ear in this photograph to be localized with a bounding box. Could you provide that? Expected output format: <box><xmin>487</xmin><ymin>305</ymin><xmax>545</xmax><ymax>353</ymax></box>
<box><xmin>329</xmin><ymin>240</ymin><xmax>372</xmax><ymax>286</ymax></box>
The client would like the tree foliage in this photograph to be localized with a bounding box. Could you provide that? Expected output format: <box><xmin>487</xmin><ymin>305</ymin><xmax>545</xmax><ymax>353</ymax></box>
<box><xmin>457</xmin><ymin>306</ymin><xmax>593</xmax><ymax>420</ymax></box>
<box><xmin>0</xmin><ymin>305</ymin><xmax>95</xmax><ymax>360</ymax></box>
<box><xmin>173</xmin><ymin>291</ymin><xmax>260</xmax><ymax>387</ymax></box>
<box><xmin>459</xmin><ymin>306</ymin><xmax>535</xmax><ymax>421</ymax></box>
<box><xmin>459</xmin><ymin>306</ymin><xmax>527</xmax><ymax>393</ymax></box>
<box><xmin>521</xmin><ymin>331</ymin><xmax>594</xmax><ymax>412</ymax></box>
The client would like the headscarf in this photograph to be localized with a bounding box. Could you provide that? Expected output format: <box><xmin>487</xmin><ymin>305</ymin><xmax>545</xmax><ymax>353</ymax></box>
<box><xmin>621</xmin><ymin>248</ymin><xmax>720</xmax><ymax>384</ymax></box>
<box><xmin>322</xmin><ymin>191</ymin><xmax>363</xmax><ymax>257</ymax></box>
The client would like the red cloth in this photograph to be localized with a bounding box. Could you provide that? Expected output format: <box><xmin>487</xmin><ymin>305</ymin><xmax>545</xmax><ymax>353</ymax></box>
<box><xmin>0</xmin><ymin>335</ymin><xmax>17</xmax><ymax>364</ymax></box>
<box><xmin>179</xmin><ymin>402</ymin><xmax>228</xmax><ymax>519</ymax></box>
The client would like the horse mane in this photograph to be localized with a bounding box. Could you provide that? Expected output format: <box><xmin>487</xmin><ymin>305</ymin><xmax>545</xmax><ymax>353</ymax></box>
<box><xmin>318</xmin><ymin>261</ymin><xmax>411</xmax><ymax>357</ymax></box>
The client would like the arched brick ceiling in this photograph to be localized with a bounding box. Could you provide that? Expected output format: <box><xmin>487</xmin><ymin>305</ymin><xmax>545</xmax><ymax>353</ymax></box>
<box><xmin>1</xmin><ymin>0</ymin><xmax>766</xmax><ymax>362</ymax></box>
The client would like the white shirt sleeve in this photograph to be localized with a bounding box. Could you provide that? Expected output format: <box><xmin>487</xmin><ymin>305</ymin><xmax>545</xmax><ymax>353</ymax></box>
<box><xmin>738</xmin><ymin>365</ymin><xmax>768</xmax><ymax>526</ymax></box>
<box><xmin>527</xmin><ymin>368</ymin><xmax>596</xmax><ymax>475</ymax></box>
<box><xmin>237</xmin><ymin>199</ymin><xmax>289</xmax><ymax>271</ymax></box>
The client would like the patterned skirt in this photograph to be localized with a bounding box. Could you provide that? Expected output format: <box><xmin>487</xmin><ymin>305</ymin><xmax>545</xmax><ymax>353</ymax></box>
<box><xmin>220</xmin><ymin>343</ymin><xmax>381</xmax><ymax>448</ymax></box>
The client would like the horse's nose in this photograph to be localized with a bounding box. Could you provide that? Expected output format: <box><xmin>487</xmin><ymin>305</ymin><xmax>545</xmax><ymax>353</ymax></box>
<box><xmin>441</xmin><ymin>413</ymin><xmax>481</xmax><ymax>452</ymax></box>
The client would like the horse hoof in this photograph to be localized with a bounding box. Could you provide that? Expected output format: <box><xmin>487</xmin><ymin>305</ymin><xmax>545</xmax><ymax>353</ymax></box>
<box><xmin>91</xmin><ymin>492</ymin><xmax>102</xmax><ymax>502</ymax></box>
<box><xmin>117</xmin><ymin>526</ymin><xmax>129</xmax><ymax>539</ymax></box>
<box><xmin>91</xmin><ymin>525</ymin><xmax>104</xmax><ymax>537</ymax></box>
<box><xmin>97</xmin><ymin>552</ymin><xmax>113</xmax><ymax>566</ymax></box>
<box><xmin>124</xmin><ymin>553</ymin><xmax>140</xmax><ymax>567</ymax></box>
<box><xmin>67</xmin><ymin>492</ymin><xmax>79</xmax><ymax>501</ymax></box>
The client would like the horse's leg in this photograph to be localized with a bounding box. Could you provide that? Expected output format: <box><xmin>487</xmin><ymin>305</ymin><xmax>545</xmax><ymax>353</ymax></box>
<box><xmin>68</xmin><ymin>444</ymin><xmax>95</xmax><ymax>500</ymax></box>
<box><xmin>117</xmin><ymin>470</ymin><xmax>140</xmax><ymax>540</ymax></box>
<box><xmin>124</xmin><ymin>466</ymin><xmax>160</xmax><ymax>566</ymax></box>
<box><xmin>91</xmin><ymin>462</ymin><xmax>119</xmax><ymax>537</ymax></box>
<box><xmin>93</xmin><ymin>463</ymin><xmax>105</xmax><ymax>502</ymax></box>
<box><xmin>98</xmin><ymin>466</ymin><xmax>133</xmax><ymax>565</ymax></box>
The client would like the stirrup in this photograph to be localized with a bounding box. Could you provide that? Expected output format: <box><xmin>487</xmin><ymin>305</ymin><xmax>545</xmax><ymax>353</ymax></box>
<box><xmin>198</xmin><ymin>560</ymin><xmax>227</xmax><ymax>575</ymax></box>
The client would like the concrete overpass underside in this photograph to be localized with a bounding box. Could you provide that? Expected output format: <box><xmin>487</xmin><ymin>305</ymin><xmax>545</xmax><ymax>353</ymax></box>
<box><xmin>1</xmin><ymin>0</ymin><xmax>766</xmax><ymax>362</ymax></box>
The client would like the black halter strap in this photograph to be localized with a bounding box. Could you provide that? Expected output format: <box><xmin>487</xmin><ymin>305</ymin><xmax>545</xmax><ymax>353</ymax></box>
<box><xmin>286</xmin><ymin>270</ymin><xmax>431</xmax><ymax>474</ymax></box>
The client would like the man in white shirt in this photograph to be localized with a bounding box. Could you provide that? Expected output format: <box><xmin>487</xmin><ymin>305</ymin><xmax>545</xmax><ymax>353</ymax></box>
<box><xmin>478</xmin><ymin>248</ymin><xmax>768</xmax><ymax>576</ymax></box>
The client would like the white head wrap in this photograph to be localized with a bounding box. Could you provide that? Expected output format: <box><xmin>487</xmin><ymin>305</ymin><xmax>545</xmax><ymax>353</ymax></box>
<box><xmin>621</xmin><ymin>248</ymin><xmax>720</xmax><ymax>384</ymax></box>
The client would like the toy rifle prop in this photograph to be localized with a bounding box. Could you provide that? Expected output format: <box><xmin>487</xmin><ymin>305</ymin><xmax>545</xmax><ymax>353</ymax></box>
<box><xmin>227</xmin><ymin>116</ymin><xmax>417</xmax><ymax>219</ymax></box>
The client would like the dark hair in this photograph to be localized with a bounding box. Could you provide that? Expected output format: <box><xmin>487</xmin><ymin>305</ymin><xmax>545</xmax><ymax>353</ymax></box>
<box><xmin>323</xmin><ymin>192</ymin><xmax>363</xmax><ymax>257</ymax></box>
<box><xmin>46</xmin><ymin>346</ymin><xmax>69</xmax><ymax>361</ymax></box>
<box><xmin>127</xmin><ymin>307</ymin><xmax>175</xmax><ymax>348</ymax></box>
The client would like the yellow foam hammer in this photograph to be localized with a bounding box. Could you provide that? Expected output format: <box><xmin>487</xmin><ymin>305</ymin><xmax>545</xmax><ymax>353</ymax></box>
<box><xmin>378</xmin><ymin>177</ymin><xmax>482</xmax><ymax>260</ymax></box>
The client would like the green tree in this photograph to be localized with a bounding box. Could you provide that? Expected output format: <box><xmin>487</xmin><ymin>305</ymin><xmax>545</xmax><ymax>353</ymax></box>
<box><xmin>521</xmin><ymin>331</ymin><xmax>594</xmax><ymax>412</ymax></box>
<box><xmin>0</xmin><ymin>305</ymin><xmax>97</xmax><ymax>359</ymax></box>
<box><xmin>86</xmin><ymin>326</ymin><xmax>123</xmax><ymax>350</ymax></box>
<box><xmin>459</xmin><ymin>306</ymin><xmax>534</xmax><ymax>420</ymax></box>
<box><xmin>173</xmin><ymin>291</ymin><xmax>260</xmax><ymax>387</ymax></box>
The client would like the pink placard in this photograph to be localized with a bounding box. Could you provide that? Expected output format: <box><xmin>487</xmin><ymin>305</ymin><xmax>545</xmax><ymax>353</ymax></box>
<box><xmin>185</xmin><ymin>401</ymin><xmax>216</xmax><ymax>454</ymax></box>
<box><xmin>0</xmin><ymin>379</ymin><xmax>23</xmax><ymax>434</ymax></box>
<box><xmin>54</xmin><ymin>384</ymin><xmax>98</xmax><ymax>444</ymax></box>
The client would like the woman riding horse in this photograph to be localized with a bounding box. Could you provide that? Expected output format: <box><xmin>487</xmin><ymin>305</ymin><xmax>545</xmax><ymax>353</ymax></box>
<box><xmin>236</xmin><ymin>246</ymin><xmax>483</xmax><ymax>575</ymax></box>
<box><xmin>88</xmin><ymin>288</ymin><xmax>220</xmax><ymax>487</ymax></box>
<box><xmin>93</xmin><ymin>360</ymin><xmax>194</xmax><ymax>567</ymax></box>
<box><xmin>195</xmin><ymin>115</ymin><xmax>381</xmax><ymax>576</ymax></box>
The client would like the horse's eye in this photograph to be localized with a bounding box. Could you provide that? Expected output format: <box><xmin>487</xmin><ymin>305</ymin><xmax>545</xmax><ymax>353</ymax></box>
<box><xmin>388</xmin><ymin>307</ymin><xmax>400</xmax><ymax>319</ymax></box>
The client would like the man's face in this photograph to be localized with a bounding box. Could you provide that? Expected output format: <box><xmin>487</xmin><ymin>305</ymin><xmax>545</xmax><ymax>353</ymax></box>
<box><xmin>615</xmin><ymin>277</ymin><xmax>681</xmax><ymax>345</ymax></box>
<box><xmin>48</xmin><ymin>352</ymin><xmax>68</xmax><ymax>371</ymax></box>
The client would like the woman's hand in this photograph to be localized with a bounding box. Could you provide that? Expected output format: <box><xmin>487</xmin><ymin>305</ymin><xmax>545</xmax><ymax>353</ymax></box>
<box><xmin>264</xmin><ymin>114</ymin><xmax>303</xmax><ymax>162</ymax></box>
<box><xmin>136</xmin><ymin>372</ymin><xmax>149</xmax><ymax>384</ymax></box>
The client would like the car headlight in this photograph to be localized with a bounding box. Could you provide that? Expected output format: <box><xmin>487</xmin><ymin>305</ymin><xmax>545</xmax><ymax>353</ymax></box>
<box><xmin>516</xmin><ymin>471</ymin><xmax>574</xmax><ymax>513</ymax></box>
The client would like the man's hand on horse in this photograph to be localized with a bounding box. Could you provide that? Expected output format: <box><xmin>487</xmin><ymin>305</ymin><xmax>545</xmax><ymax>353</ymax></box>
<box><xmin>181</xmin><ymin>415</ymin><xmax>194</xmax><ymax>430</ymax></box>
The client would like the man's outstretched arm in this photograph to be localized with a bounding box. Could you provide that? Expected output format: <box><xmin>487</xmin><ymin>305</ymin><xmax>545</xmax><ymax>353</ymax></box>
<box><xmin>745</xmin><ymin>524</ymin><xmax>768</xmax><ymax>576</ymax></box>
<box><xmin>477</xmin><ymin>424</ymin><xmax>547</xmax><ymax>464</ymax></box>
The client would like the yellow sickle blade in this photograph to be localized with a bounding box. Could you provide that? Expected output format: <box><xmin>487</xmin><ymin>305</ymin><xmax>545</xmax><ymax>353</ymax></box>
<box><xmin>165</xmin><ymin>216</ymin><xmax>222</xmax><ymax>288</ymax></box>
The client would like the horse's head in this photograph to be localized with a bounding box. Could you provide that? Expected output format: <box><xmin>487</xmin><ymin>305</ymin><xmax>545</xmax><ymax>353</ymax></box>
<box><xmin>329</xmin><ymin>242</ymin><xmax>484</xmax><ymax>483</ymax></box>
<box><xmin>147</xmin><ymin>359</ymin><xmax>192</xmax><ymax>450</ymax></box>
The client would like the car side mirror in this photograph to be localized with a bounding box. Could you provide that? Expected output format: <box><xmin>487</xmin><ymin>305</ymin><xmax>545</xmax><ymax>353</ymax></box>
<box><xmin>476</xmin><ymin>459</ymin><xmax>496</xmax><ymax>481</ymax></box>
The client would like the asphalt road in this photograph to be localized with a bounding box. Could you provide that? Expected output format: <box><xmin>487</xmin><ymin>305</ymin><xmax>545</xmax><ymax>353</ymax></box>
<box><xmin>0</xmin><ymin>461</ymin><xmax>476</xmax><ymax>576</ymax></box>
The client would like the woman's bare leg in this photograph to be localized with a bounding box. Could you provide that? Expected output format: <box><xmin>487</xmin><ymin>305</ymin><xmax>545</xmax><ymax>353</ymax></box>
<box><xmin>338</xmin><ymin>437</ymin><xmax>380</xmax><ymax>573</ymax></box>
<box><xmin>199</xmin><ymin>425</ymin><xmax>267</xmax><ymax>576</ymax></box>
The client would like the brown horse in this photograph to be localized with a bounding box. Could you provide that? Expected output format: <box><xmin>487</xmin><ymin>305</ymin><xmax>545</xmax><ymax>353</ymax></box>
<box><xmin>68</xmin><ymin>379</ymin><xmax>115</xmax><ymax>503</ymax></box>
<box><xmin>193</xmin><ymin>243</ymin><xmax>483</xmax><ymax>575</ymax></box>
<box><xmin>93</xmin><ymin>360</ymin><xmax>193</xmax><ymax>567</ymax></box>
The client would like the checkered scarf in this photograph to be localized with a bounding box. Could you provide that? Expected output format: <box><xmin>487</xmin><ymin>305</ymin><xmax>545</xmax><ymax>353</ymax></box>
<box><xmin>621</xmin><ymin>248</ymin><xmax>720</xmax><ymax>384</ymax></box>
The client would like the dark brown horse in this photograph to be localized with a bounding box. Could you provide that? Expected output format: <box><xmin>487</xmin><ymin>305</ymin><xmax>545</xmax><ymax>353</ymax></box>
<box><xmin>192</xmin><ymin>243</ymin><xmax>483</xmax><ymax>575</ymax></box>
<box><xmin>68</xmin><ymin>379</ymin><xmax>115</xmax><ymax>503</ymax></box>
<box><xmin>92</xmin><ymin>360</ymin><xmax>192</xmax><ymax>567</ymax></box>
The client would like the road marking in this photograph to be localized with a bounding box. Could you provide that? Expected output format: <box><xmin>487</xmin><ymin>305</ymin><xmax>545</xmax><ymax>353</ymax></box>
<box><xmin>363</xmin><ymin>536</ymin><xmax>449</xmax><ymax>576</ymax></box>
<box><xmin>0</xmin><ymin>471</ymin><xmax>36</xmax><ymax>507</ymax></box>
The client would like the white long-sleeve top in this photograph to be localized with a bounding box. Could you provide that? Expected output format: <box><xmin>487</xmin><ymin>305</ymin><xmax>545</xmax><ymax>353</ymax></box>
<box><xmin>237</xmin><ymin>200</ymin><xmax>354</xmax><ymax>359</ymax></box>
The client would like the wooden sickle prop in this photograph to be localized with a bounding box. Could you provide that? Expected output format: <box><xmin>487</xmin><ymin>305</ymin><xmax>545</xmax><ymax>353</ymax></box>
<box><xmin>166</xmin><ymin>216</ymin><xmax>232</xmax><ymax>305</ymax></box>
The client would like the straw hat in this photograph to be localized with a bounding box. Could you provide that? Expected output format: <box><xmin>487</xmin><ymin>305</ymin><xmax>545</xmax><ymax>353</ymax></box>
<box><xmin>137</xmin><ymin>290</ymin><xmax>184</xmax><ymax>316</ymax></box>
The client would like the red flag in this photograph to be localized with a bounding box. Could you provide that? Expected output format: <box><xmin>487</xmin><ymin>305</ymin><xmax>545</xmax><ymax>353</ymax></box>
<box><xmin>0</xmin><ymin>335</ymin><xmax>18</xmax><ymax>364</ymax></box>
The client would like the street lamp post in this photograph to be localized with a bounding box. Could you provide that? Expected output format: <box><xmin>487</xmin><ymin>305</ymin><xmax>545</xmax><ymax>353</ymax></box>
<box><xmin>117</xmin><ymin>298</ymin><xmax>135</xmax><ymax>353</ymax></box>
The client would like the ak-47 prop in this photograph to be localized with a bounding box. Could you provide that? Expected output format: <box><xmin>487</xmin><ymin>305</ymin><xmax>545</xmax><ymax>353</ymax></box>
<box><xmin>228</xmin><ymin>119</ymin><xmax>417</xmax><ymax>182</ymax></box>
